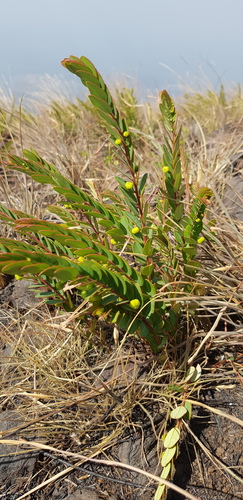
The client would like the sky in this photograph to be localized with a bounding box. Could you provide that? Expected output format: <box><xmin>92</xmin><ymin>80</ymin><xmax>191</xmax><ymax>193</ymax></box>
<box><xmin>1</xmin><ymin>0</ymin><xmax>243</xmax><ymax>100</ymax></box>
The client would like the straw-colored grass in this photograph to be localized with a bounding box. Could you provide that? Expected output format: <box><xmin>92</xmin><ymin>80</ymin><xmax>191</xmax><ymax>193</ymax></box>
<box><xmin>0</xmin><ymin>77</ymin><xmax>243</xmax><ymax>499</ymax></box>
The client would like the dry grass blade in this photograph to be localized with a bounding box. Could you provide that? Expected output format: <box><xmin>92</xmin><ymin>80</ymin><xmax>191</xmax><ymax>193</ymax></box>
<box><xmin>0</xmin><ymin>438</ymin><xmax>201</xmax><ymax>500</ymax></box>
<box><xmin>186</xmin><ymin>399</ymin><xmax>243</xmax><ymax>428</ymax></box>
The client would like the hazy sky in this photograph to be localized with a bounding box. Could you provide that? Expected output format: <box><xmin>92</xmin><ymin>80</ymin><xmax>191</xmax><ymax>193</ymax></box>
<box><xmin>1</xmin><ymin>0</ymin><xmax>243</xmax><ymax>98</ymax></box>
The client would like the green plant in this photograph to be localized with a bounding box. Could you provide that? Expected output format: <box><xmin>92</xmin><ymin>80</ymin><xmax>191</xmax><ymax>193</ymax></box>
<box><xmin>0</xmin><ymin>55</ymin><xmax>213</xmax><ymax>352</ymax></box>
<box><xmin>155</xmin><ymin>364</ymin><xmax>201</xmax><ymax>499</ymax></box>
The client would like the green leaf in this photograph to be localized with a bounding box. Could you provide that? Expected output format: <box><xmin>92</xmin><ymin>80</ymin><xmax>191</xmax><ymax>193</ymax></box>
<box><xmin>182</xmin><ymin>246</ymin><xmax>197</xmax><ymax>256</ymax></box>
<box><xmin>96</xmin><ymin>109</ymin><xmax>120</xmax><ymax>130</ymax></box>
<box><xmin>154</xmin><ymin>483</ymin><xmax>166</xmax><ymax>500</ymax></box>
<box><xmin>80</xmin><ymin>56</ymin><xmax>98</xmax><ymax>75</ymax></box>
<box><xmin>35</xmin><ymin>291</ymin><xmax>57</xmax><ymax>298</ymax></box>
<box><xmin>184</xmin><ymin>401</ymin><xmax>192</xmax><ymax>420</ymax></box>
<box><xmin>101</xmin><ymin>293</ymin><xmax>118</xmax><ymax>306</ymax></box>
<box><xmin>21</xmin><ymin>263</ymin><xmax>52</xmax><ymax>274</ymax></box>
<box><xmin>164</xmin><ymin>176</ymin><xmax>174</xmax><ymax>198</ymax></box>
<box><xmin>161</xmin><ymin>445</ymin><xmax>177</xmax><ymax>467</ymax></box>
<box><xmin>161</xmin><ymin>462</ymin><xmax>171</xmax><ymax>478</ymax></box>
<box><xmin>77</xmin><ymin>70</ymin><xmax>100</xmax><ymax>87</ymax></box>
<box><xmin>189</xmin><ymin>363</ymin><xmax>202</xmax><ymax>382</ymax></box>
<box><xmin>142</xmin><ymin>238</ymin><xmax>153</xmax><ymax>256</ymax></box>
<box><xmin>86</xmin><ymin>82</ymin><xmax>109</xmax><ymax>103</ymax></box>
<box><xmin>174</xmin><ymin>172</ymin><xmax>182</xmax><ymax>192</ymax></box>
<box><xmin>174</xmin><ymin>203</ymin><xmax>184</xmax><ymax>221</ymax></box>
<box><xmin>184</xmin><ymin>366</ymin><xmax>196</xmax><ymax>383</ymax></box>
<box><xmin>174</xmin><ymin>230</ymin><xmax>184</xmax><ymax>245</ymax></box>
<box><xmin>167</xmin><ymin>384</ymin><xmax>184</xmax><ymax>393</ymax></box>
<box><xmin>163</xmin><ymin>427</ymin><xmax>180</xmax><ymax>448</ymax></box>
<box><xmin>1</xmin><ymin>261</ymin><xmax>29</xmax><ymax>274</ymax></box>
<box><xmin>170</xmin><ymin>406</ymin><xmax>187</xmax><ymax>419</ymax></box>
<box><xmin>31</xmin><ymin>174</ymin><xmax>55</xmax><ymax>184</ymax></box>
<box><xmin>46</xmin><ymin>299</ymin><xmax>65</xmax><ymax>305</ymax></box>
<box><xmin>107</xmin><ymin>228</ymin><xmax>127</xmax><ymax>237</ymax></box>
<box><xmin>89</xmin><ymin>95</ymin><xmax>114</xmax><ymax>115</ymax></box>
<box><xmin>54</xmin><ymin>267</ymin><xmax>79</xmax><ymax>281</ymax></box>
<box><xmin>138</xmin><ymin>173</ymin><xmax>148</xmax><ymax>195</ymax></box>
<box><xmin>141</xmin><ymin>264</ymin><xmax>154</xmax><ymax>277</ymax></box>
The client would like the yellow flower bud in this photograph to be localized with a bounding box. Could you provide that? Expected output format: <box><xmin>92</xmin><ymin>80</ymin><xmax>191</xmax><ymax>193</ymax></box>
<box><xmin>195</xmin><ymin>218</ymin><xmax>201</xmax><ymax>223</ymax></box>
<box><xmin>15</xmin><ymin>274</ymin><xmax>22</xmax><ymax>280</ymax></box>
<box><xmin>197</xmin><ymin>236</ymin><xmax>205</xmax><ymax>244</ymax></box>
<box><xmin>115</xmin><ymin>138</ymin><xmax>122</xmax><ymax>145</ymax></box>
<box><xmin>129</xmin><ymin>299</ymin><xmax>141</xmax><ymax>310</ymax></box>
<box><xmin>94</xmin><ymin>307</ymin><xmax>105</xmax><ymax>315</ymax></box>
<box><xmin>123</xmin><ymin>130</ymin><xmax>130</xmax><ymax>137</ymax></box>
<box><xmin>131</xmin><ymin>226</ymin><xmax>140</xmax><ymax>234</ymax></box>
<box><xmin>77</xmin><ymin>256</ymin><xmax>85</xmax><ymax>263</ymax></box>
<box><xmin>125</xmin><ymin>181</ymin><xmax>133</xmax><ymax>190</ymax></box>
<box><xmin>162</xmin><ymin>166</ymin><xmax>169</xmax><ymax>173</ymax></box>
<box><xmin>110</xmin><ymin>238</ymin><xmax>117</xmax><ymax>245</ymax></box>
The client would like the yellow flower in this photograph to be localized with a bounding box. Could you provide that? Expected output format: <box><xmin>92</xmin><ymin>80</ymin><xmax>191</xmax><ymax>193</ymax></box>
<box><xmin>14</xmin><ymin>274</ymin><xmax>22</xmax><ymax>280</ymax></box>
<box><xmin>195</xmin><ymin>218</ymin><xmax>201</xmax><ymax>223</ymax></box>
<box><xmin>115</xmin><ymin>138</ymin><xmax>122</xmax><ymax>145</ymax></box>
<box><xmin>77</xmin><ymin>256</ymin><xmax>85</xmax><ymax>263</ymax></box>
<box><xmin>110</xmin><ymin>238</ymin><xmax>117</xmax><ymax>245</ymax></box>
<box><xmin>131</xmin><ymin>226</ymin><xmax>140</xmax><ymax>235</ymax></box>
<box><xmin>197</xmin><ymin>236</ymin><xmax>205</xmax><ymax>244</ymax></box>
<box><xmin>129</xmin><ymin>299</ymin><xmax>141</xmax><ymax>310</ymax></box>
<box><xmin>123</xmin><ymin>130</ymin><xmax>130</xmax><ymax>137</ymax></box>
<box><xmin>162</xmin><ymin>166</ymin><xmax>169</xmax><ymax>173</ymax></box>
<box><xmin>125</xmin><ymin>181</ymin><xmax>133</xmax><ymax>190</ymax></box>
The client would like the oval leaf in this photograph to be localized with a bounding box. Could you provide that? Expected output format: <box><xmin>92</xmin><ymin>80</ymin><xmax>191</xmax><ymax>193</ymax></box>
<box><xmin>154</xmin><ymin>483</ymin><xmax>166</xmax><ymax>500</ymax></box>
<box><xmin>184</xmin><ymin>366</ymin><xmax>196</xmax><ymax>383</ymax></box>
<box><xmin>54</xmin><ymin>267</ymin><xmax>79</xmax><ymax>281</ymax></box>
<box><xmin>163</xmin><ymin>427</ymin><xmax>180</xmax><ymax>448</ymax></box>
<box><xmin>161</xmin><ymin>462</ymin><xmax>171</xmax><ymax>479</ymax></box>
<box><xmin>89</xmin><ymin>95</ymin><xmax>114</xmax><ymax>115</ymax></box>
<box><xmin>170</xmin><ymin>406</ymin><xmax>187</xmax><ymax>420</ymax></box>
<box><xmin>189</xmin><ymin>363</ymin><xmax>202</xmax><ymax>382</ymax></box>
<box><xmin>161</xmin><ymin>445</ymin><xmax>177</xmax><ymax>467</ymax></box>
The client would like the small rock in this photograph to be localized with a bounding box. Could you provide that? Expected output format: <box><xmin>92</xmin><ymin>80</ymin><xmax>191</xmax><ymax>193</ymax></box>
<box><xmin>11</xmin><ymin>279</ymin><xmax>40</xmax><ymax>310</ymax></box>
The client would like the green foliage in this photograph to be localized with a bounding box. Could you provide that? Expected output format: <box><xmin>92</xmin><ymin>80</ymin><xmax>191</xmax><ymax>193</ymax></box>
<box><xmin>0</xmin><ymin>55</ymin><xmax>213</xmax><ymax>352</ymax></box>
<box><xmin>155</xmin><ymin>364</ymin><xmax>201</xmax><ymax>499</ymax></box>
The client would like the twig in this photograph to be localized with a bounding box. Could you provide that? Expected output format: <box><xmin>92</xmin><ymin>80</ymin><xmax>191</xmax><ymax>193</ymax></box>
<box><xmin>0</xmin><ymin>438</ymin><xmax>201</xmax><ymax>500</ymax></box>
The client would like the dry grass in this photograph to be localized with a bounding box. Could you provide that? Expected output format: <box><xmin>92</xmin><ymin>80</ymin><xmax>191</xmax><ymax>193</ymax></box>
<box><xmin>0</xmin><ymin>77</ymin><xmax>243</xmax><ymax>499</ymax></box>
